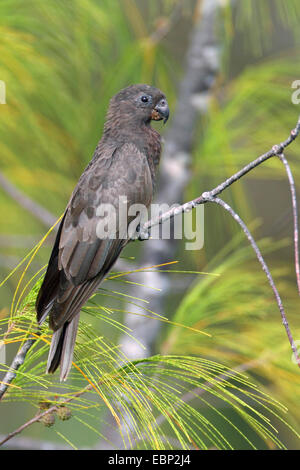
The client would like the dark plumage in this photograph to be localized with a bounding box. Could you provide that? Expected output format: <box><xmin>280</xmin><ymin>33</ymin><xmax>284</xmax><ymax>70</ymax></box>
<box><xmin>36</xmin><ymin>84</ymin><xmax>169</xmax><ymax>381</ymax></box>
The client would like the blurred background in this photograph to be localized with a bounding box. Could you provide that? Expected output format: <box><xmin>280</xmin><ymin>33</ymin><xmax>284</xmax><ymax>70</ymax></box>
<box><xmin>0</xmin><ymin>0</ymin><xmax>300</xmax><ymax>450</ymax></box>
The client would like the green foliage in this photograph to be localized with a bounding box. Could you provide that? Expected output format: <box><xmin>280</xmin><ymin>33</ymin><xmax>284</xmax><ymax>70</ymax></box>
<box><xmin>195</xmin><ymin>57</ymin><xmax>300</xmax><ymax>181</ymax></box>
<box><xmin>233</xmin><ymin>0</ymin><xmax>300</xmax><ymax>56</ymax></box>
<box><xmin>0</xmin><ymin>0</ymin><xmax>179</xmax><ymax>307</ymax></box>
<box><xmin>0</xmin><ymin>225</ymin><xmax>299</xmax><ymax>449</ymax></box>
<box><xmin>162</xmin><ymin>234</ymin><xmax>300</xmax><ymax>436</ymax></box>
<box><xmin>1</xmin><ymin>281</ymin><xmax>299</xmax><ymax>450</ymax></box>
<box><xmin>0</xmin><ymin>0</ymin><xmax>177</xmax><ymax>219</ymax></box>
<box><xmin>1</xmin><ymin>0</ymin><xmax>300</xmax><ymax>450</ymax></box>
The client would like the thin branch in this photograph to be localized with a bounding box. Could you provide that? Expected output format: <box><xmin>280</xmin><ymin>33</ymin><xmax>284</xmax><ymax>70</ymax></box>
<box><xmin>207</xmin><ymin>196</ymin><xmax>300</xmax><ymax>367</ymax></box>
<box><xmin>0</xmin><ymin>171</ymin><xmax>57</xmax><ymax>229</ymax></box>
<box><xmin>278</xmin><ymin>154</ymin><xmax>300</xmax><ymax>295</ymax></box>
<box><xmin>0</xmin><ymin>337</ymin><xmax>37</xmax><ymax>401</ymax></box>
<box><xmin>0</xmin><ymin>381</ymin><xmax>93</xmax><ymax>447</ymax></box>
<box><xmin>0</xmin><ymin>254</ymin><xmax>23</xmax><ymax>269</ymax></box>
<box><xmin>0</xmin><ymin>373</ymin><xmax>109</xmax><ymax>447</ymax></box>
<box><xmin>1</xmin><ymin>115</ymin><xmax>300</xmax><ymax>445</ymax></box>
<box><xmin>0</xmin><ymin>405</ymin><xmax>58</xmax><ymax>447</ymax></box>
<box><xmin>0</xmin><ymin>235</ymin><xmax>45</xmax><ymax>248</ymax></box>
<box><xmin>139</xmin><ymin>116</ymin><xmax>300</xmax><ymax>237</ymax></box>
<box><xmin>0</xmin><ymin>354</ymin><xmax>275</xmax><ymax>448</ymax></box>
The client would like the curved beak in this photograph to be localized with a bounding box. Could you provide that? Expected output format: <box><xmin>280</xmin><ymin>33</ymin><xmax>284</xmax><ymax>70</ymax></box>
<box><xmin>151</xmin><ymin>98</ymin><xmax>170</xmax><ymax>124</ymax></box>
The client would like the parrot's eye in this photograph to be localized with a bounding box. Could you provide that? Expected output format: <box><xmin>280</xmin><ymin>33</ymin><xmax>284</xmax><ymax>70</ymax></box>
<box><xmin>141</xmin><ymin>95</ymin><xmax>149</xmax><ymax>103</ymax></box>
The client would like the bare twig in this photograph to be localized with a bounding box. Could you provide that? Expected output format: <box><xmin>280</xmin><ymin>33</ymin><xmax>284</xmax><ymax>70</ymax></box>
<box><xmin>278</xmin><ymin>154</ymin><xmax>300</xmax><ymax>295</ymax></box>
<box><xmin>1</xmin><ymin>115</ymin><xmax>299</xmax><ymax>410</ymax></box>
<box><xmin>0</xmin><ymin>337</ymin><xmax>37</xmax><ymax>401</ymax></box>
<box><xmin>0</xmin><ymin>405</ymin><xmax>57</xmax><ymax>447</ymax></box>
<box><xmin>0</xmin><ymin>254</ymin><xmax>23</xmax><ymax>269</ymax></box>
<box><xmin>1</xmin><ymin>0</ymin><xmax>299</xmax><ymax>450</ymax></box>
<box><xmin>0</xmin><ymin>235</ymin><xmax>44</xmax><ymax>248</ymax></box>
<box><xmin>139</xmin><ymin>116</ymin><xmax>300</xmax><ymax>237</ymax></box>
<box><xmin>0</xmin><ymin>353</ymin><xmax>274</xmax><ymax>448</ymax></box>
<box><xmin>207</xmin><ymin>196</ymin><xmax>300</xmax><ymax>367</ymax></box>
<box><xmin>0</xmin><ymin>172</ymin><xmax>57</xmax><ymax>229</ymax></box>
<box><xmin>0</xmin><ymin>380</ymin><xmax>94</xmax><ymax>446</ymax></box>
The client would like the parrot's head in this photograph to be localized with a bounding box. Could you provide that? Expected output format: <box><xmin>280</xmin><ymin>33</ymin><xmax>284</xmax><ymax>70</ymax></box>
<box><xmin>106</xmin><ymin>84</ymin><xmax>169</xmax><ymax>129</ymax></box>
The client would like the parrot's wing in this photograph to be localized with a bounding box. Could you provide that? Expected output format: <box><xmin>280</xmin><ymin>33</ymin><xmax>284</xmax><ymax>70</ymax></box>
<box><xmin>36</xmin><ymin>143</ymin><xmax>153</xmax><ymax>331</ymax></box>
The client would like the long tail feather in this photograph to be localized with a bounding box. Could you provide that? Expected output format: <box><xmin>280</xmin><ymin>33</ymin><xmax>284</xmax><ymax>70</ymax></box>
<box><xmin>47</xmin><ymin>314</ymin><xmax>80</xmax><ymax>381</ymax></box>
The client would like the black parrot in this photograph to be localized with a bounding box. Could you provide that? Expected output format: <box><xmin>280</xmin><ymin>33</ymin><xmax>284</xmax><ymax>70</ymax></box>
<box><xmin>36</xmin><ymin>84</ymin><xmax>169</xmax><ymax>380</ymax></box>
